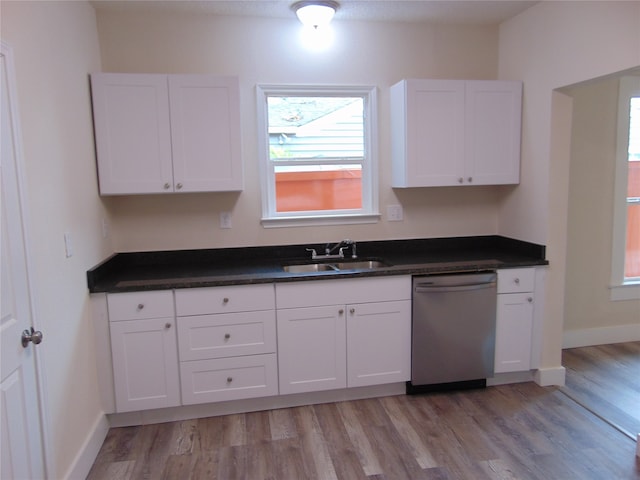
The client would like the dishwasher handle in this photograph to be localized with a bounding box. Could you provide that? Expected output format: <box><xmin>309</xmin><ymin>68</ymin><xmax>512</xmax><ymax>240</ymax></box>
<box><xmin>414</xmin><ymin>282</ymin><xmax>496</xmax><ymax>294</ymax></box>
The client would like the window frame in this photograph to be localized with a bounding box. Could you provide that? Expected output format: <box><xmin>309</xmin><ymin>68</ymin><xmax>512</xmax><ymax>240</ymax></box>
<box><xmin>256</xmin><ymin>84</ymin><xmax>379</xmax><ymax>227</ymax></box>
<box><xmin>610</xmin><ymin>76</ymin><xmax>640</xmax><ymax>300</ymax></box>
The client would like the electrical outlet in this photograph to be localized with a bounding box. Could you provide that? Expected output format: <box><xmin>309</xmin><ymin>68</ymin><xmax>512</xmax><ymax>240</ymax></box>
<box><xmin>387</xmin><ymin>204</ymin><xmax>403</xmax><ymax>222</ymax></box>
<box><xmin>220</xmin><ymin>211</ymin><xmax>232</xmax><ymax>229</ymax></box>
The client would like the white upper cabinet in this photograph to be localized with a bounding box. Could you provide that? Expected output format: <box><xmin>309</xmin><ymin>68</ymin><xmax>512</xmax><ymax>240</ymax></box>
<box><xmin>91</xmin><ymin>73</ymin><xmax>243</xmax><ymax>195</ymax></box>
<box><xmin>391</xmin><ymin>79</ymin><xmax>522</xmax><ymax>187</ymax></box>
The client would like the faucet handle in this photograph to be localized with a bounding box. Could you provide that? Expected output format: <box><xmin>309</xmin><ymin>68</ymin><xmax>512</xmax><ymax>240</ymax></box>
<box><xmin>306</xmin><ymin>248</ymin><xmax>317</xmax><ymax>259</ymax></box>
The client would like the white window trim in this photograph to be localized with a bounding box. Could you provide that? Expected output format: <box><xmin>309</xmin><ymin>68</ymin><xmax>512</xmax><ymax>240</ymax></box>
<box><xmin>256</xmin><ymin>84</ymin><xmax>380</xmax><ymax>228</ymax></box>
<box><xmin>610</xmin><ymin>76</ymin><xmax>640</xmax><ymax>300</ymax></box>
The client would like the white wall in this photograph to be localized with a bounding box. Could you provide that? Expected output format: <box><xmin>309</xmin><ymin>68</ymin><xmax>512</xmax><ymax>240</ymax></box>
<box><xmin>95</xmin><ymin>10</ymin><xmax>505</xmax><ymax>252</ymax></box>
<box><xmin>498</xmin><ymin>1</ymin><xmax>640</xmax><ymax>367</ymax></box>
<box><xmin>0</xmin><ymin>2</ymin><xmax>111</xmax><ymax>478</ymax></box>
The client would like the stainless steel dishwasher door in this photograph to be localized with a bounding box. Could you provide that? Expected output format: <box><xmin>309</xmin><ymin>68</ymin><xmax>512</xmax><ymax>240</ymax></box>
<box><xmin>411</xmin><ymin>272</ymin><xmax>497</xmax><ymax>388</ymax></box>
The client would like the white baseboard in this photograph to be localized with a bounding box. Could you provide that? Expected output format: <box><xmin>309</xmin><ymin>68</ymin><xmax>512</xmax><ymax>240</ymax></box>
<box><xmin>534</xmin><ymin>366</ymin><xmax>566</xmax><ymax>386</ymax></box>
<box><xmin>63</xmin><ymin>413</ymin><xmax>110</xmax><ymax>480</ymax></box>
<box><xmin>563</xmin><ymin>324</ymin><xmax>640</xmax><ymax>349</ymax></box>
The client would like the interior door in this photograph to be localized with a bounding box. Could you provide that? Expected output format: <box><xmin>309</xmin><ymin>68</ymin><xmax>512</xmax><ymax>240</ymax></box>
<box><xmin>0</xmin><ymin>42</ymin><xmax>46</xmax><ymax>479</ymax></box>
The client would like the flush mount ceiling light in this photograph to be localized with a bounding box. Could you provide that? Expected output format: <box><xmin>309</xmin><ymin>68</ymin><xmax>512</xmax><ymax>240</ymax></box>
<box><xmin>292</xmin><ymin>0</ymin><xmax>339</xmax><ymax>29</ymax></box>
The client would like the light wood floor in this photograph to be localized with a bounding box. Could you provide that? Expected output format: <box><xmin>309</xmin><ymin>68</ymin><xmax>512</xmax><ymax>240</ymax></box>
<box><xmin>561</xmin><ymin>341</ymin><xmax>640</xmax><ymax>439</ymax></box>
<box><xmin>87</xmin><ymin>379</ymin><xmax>640</xmax><ymax>479</ymax></box>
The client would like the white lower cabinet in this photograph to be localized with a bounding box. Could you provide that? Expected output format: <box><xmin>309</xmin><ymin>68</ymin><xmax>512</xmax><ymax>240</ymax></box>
<box><xmin>494</xmin><ymin>268</ymin><xmax>536</xmax><ymax>373</ymax></box>
<box><xmin>277</xmin><ymin>305</ymin><xmax>347</xmax><ymax>395</ymax></box>
<box><xmin>109</xmin><ymin>317</ymin><xmax>180</xmax><ymax>413</ymax></box>
<box><xmin>347</xmin><ymin>300</ymin><xmax>411</xmax><ymax>387</ymax></box>
<box><xmin>175</xmin><ymin>284</ymin><xmax>278</xmax><ymax>404</ymax></box>
<box><xmin>276</xmin><ymin>277</ymin><xmax>412</xmax><ymax>395</ymax></box>
<box><xmin>107</xmin><ymin>291</ymin><xmax>180</xmax><ymax>412</ymax></box>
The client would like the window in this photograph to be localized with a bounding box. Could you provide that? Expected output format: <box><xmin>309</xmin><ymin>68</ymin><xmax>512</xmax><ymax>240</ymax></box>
<box><xmin>257</xmin><ymin>85</ymin><xmax>379</xmax><ymax>226</ymax></box>
<box><xmin>611</xmin><ymin>76</ymin><xmax>640</xmax><ymax>300</ymax></box>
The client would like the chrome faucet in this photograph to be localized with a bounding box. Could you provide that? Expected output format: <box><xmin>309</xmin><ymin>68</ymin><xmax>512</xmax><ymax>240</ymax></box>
<box><xmin>307</xmin><ymin>239</ymin><xmax>357</xmax><ymax>260</ymax></box>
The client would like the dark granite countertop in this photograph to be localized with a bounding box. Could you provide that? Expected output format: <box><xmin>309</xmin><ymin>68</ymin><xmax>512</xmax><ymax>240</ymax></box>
<box><xmin>87</xmin><ymin>235</ymin><xmax>548</xmax><ymax>293</ymax></box>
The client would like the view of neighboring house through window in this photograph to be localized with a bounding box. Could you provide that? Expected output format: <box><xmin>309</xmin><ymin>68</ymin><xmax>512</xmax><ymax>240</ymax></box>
<box><xmin>257</xmin><ymin>85</ymin><xmax>378</xmax><ymax>225</ymax></box>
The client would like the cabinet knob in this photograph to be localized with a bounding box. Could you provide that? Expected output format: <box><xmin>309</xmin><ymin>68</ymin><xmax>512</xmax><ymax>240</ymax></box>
<box><xmin>338</xmin><ymin>309</ymin><xmax>344</xmax><ymax>315</ymax></box>
<box><xmin>227</xmin><ymin>377</ymin><xmax>233</xmax><ymax>383</ymax></box>
<box><xmin>527</xmin><ymin>297</ymin><xmax>533</xmax><ymax>303</ymax></box>
<box><xmin>223</xmin><ymin>297</ymin><xmax>229</xmax><ymax>304</ymax></box>
<box><xmin>176</xmin><ymin>183</ymin><xmax>183</xmax><ymax>190</ymax></box>
<box><xmin>514</xmin><ymin>278</ymin><xmax>520</xmax><ymax>284</ymax></box>
<box><xmin>468</xmin><ymin>177</ymin><xmax>473</xmax><ymax>183</ymax></box>
<box><xmin>163</xmin><ymin>183</ymin><xmax>171</xmax><ymax>190</ymax></box>
<box><xmin>165</xmin><ymin>323</ymin><xmax>171</xmax><ymax>329</ymax></box>
<box><xmin>458</xmin><ymin>177</ymin><xmax>464</xmax><ymax>184</ymax></box>
<box><xmin>137</xmin><ymin>303</ymin><xmax>144</xmax><ymax>310</ymax></box>
<box><xmin>350</xmin><ymin>308</ymin><xmax>355</xmax><ymax>314</ymax></box>
<box><xmin>224</xmin><ymin>333</ymin><xmax>231</xmax><ymax>340</ymax></box>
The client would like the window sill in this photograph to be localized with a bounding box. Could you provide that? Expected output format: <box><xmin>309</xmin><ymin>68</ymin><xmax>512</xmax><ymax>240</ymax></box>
<box><xmin>610</xmin><ymin>282</ymin><xmax>640</xmax><ymax>301</ymax></box>
<box><xmin>262</xmin><ymin>213</ymin><xmax>380</xmax><ymax>228</ymax></box>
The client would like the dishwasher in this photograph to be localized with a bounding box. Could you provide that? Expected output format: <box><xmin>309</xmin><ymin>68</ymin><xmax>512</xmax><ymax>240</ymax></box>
<box><xmin>407</xmin><ymin>272</ymin><xmax>497</xmax><ymax>394</ymax></box>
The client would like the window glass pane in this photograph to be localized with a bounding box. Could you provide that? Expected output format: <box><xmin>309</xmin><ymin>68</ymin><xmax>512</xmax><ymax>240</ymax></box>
<box><xmin>275</xmin><ymin>164</ymin><xmax>362</xmax><ymax>212</ymax></box>
<box><xmin>625</xmin><ymin>97</ymin><xmax>640</xmax><ymax>278</ymax></box>
<box><xmin>267</xmin><ymin>96</ymin><xmax>364</xmax><ymax>160</ymax></box>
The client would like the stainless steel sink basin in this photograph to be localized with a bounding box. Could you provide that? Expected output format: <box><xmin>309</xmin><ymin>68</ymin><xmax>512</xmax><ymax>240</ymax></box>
<box><xmin>334</xmin><ymin>260</ymin><xmax>389</xmax><ymax>270</ymax></box>
<box><xmin>282</xmin><ymin>263</ymin><xmax>338</xmax><ymax>273</ymax></box>
<box><xmin>282</xmin><ymin>259</ymin><xmax>389</xmax><ymax>273</ymax></box>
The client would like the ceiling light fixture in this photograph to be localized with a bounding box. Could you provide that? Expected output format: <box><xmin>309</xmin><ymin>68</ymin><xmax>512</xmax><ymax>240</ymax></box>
<box><xmin>292</xmin><ymin>0</ymin><xmax>339</xmax><ymax>29</ymax></box>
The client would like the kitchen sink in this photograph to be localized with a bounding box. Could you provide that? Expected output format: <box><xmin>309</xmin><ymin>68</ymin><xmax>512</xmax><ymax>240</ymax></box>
<box><xmin>282</xmin><ymin>259</ymin><xmax>389</xmax><ymax>273</ymax></box>
<box><xmin>333</xmin><ymin>260</ymin><xmax>388</xmax><ymax>270</ymax></box>
<box><xmin>282</xmin><ymin>263</ymin><xmax>338</xmax><ymax>273</ymax></box>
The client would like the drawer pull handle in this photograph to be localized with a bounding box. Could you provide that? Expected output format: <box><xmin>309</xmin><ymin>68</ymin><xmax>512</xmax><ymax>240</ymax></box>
<box><xmin>527</xmin><ymin>297</ymin><xmax>533</xmax><ymax>303</ymax></box>
<box><xmin>165</xmin><ymin>323</ymin><xmax>171</xmax><ymax>329</ymax></box>
<box><xmin>350</xmin><ymin>308</ymin><xmax>355</xmax><ymax>314</ymax></box>
<box><xmin>514</xmin><ymin>278</ymin><xmax>520</xmax><ymax>284</ymax></box>
<box><xmin>224</xmin><ymin>333</ymin><xmax>231</xmax><ymax>340</ymax></box>
<box><xmin>338</xmin><ymin>309</ymin><xmax>344</xmax><ymax>315</ymax></box>
<box><xmin>137</xmin><ymin>303</ymin><xmax>144</xmax><ymax>310</ymax></box>
<box><xmin>223</xmin><ymin>297</ymin><xmax>229</xmax><ymax>304</ymax></box>
<box><xmin>227</xmin><ymin>377</ymin><xmax>233</xmax><ymax>383</ymax></box>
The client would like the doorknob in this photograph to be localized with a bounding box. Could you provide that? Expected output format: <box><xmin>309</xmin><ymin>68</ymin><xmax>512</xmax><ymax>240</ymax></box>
<box><xmin>21</xmin><ymin>327</ymin><xmax>43</xmax><ymax>348</ymax></box>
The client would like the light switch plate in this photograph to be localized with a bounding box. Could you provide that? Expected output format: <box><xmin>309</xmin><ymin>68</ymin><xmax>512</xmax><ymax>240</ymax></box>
<box><xmin>64</xmin><ymin>232</ymin><xmax>73</xmax><ymax>257</ymax></box>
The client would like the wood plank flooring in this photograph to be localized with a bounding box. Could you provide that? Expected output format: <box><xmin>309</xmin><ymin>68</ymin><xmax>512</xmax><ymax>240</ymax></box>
<box><xmin>561</xmin><ymin>341</ymin><xmax>640</xmax><ymax>438</ymax></box>
<box><xmin>87</xmin><ymin>381</ymin><xmax>640</xmax><ymax>479</ymax></box>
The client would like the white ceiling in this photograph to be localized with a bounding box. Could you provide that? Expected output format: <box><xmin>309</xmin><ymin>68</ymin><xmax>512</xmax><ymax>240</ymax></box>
<box><xmin>91</xmin><ymin>0</ymin><xmax>539</xmax><ymax>25</ymax></box>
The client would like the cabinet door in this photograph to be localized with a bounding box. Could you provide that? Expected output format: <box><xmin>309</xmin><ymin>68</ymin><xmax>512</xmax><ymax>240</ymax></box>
<box><xmin>169</xmin><ymin>75</ymin><xmax>243</xmax><ymax>192</ymax></box>
<box><xmin>347</xmin><ymin>300</ymin><xmax>411</xmax><ymax>387</ymax></box>
<box><xmin>91</xmin><ymin>73</ymin><xmax>173</xmax><ymax>194</ymax></box>
<box><xmin>277</xmin><ymin>305</ymin><xmax>346</xmax><ymax>394</ymax></box>
<box><xmin>465</xmin><ymin>81</ymin><xmax>522</xmax><ymax>185</ymax></box>
<box><xmin>391</xmin><ymin>79</ymin><xmax>465</xmax><ymax>187</ymax></box>
<box><xmin>110</xmin><ymin>317</ymin><xmax>180</xmax><ymax>412</ymax></box>
<box><xmin>494</xmin><ymin>293</ymin><xmax>534</xmax><ymax>373</ymax></box>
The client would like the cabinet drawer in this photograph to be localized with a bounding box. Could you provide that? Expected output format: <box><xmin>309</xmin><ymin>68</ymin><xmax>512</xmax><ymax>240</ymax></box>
<box><xmin>107</xmin><ymin>291</ymin><xmax>174</xmax><ymax>321</ymax></box>
<box><xmin>180</xmin><ymin>353</ymin><xmax>278</xmax><ymax>404</ymax></box>
<box><xmin>175</xmin><ymin>284</ymin><xmax>275</xmax><ymax>316</ymax></box>
<box><xmin>177</xmin><ymin>310</ymin><xmax>276</xmax><ymax>361</ymax></box>
<box><xmin>497</xmin><ymin>268</ymin><xmax>535</xmax><ymax>294</ymax></box>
